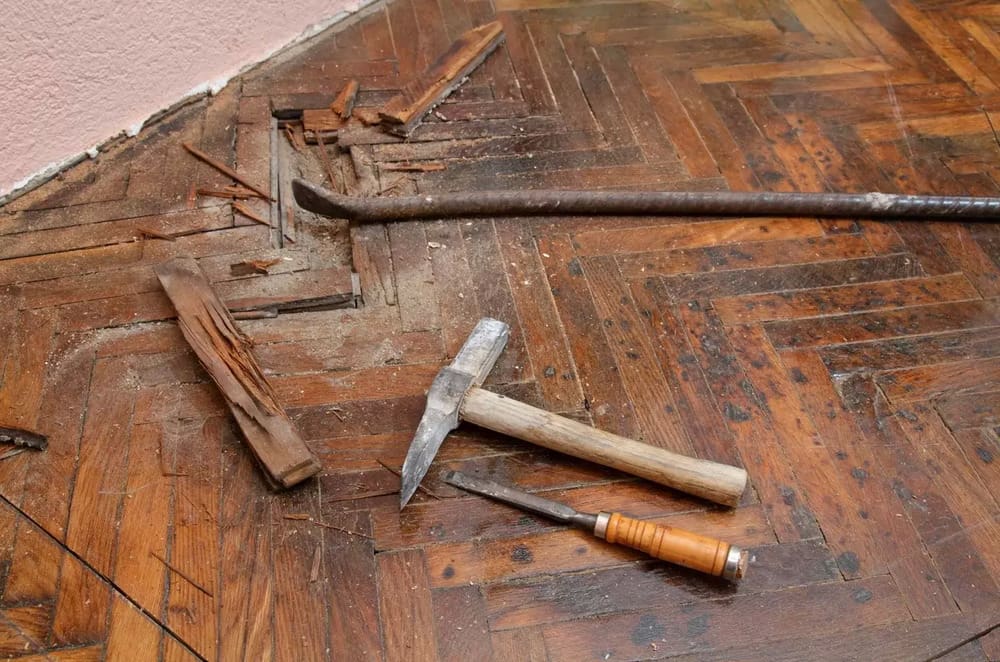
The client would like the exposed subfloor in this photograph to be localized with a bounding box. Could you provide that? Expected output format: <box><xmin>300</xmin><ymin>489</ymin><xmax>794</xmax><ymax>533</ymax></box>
<box><xmin>1</xmin><ymin>0</ymin><xmax>1000</xmax><ymax>659</ymax></box>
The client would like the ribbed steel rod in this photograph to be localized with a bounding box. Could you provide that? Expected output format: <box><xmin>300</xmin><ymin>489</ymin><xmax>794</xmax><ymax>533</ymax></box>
<box><xmin>292</xmin><ymin>178</ymin><xmax>1000</xmax><ymax>223</ymax></box>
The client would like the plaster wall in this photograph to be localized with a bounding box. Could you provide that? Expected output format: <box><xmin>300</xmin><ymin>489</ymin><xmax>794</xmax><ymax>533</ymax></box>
<box><xmin>1</xmin><ymin>0</ymin><xmax>362</xmax><ymax>197</ymax></box>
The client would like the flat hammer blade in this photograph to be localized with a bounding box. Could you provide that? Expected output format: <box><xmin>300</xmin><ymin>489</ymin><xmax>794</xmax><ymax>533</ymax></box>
<box><xmin>400</xmin><ymin>318</ymin><xmax>509</xmax><ymax>507</ymax></box>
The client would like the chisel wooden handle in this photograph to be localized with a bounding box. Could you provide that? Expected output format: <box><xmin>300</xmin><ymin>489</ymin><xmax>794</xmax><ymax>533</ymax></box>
<box><xmin>597</xmin><ymin>512</ymin><xmax>746</xmax><ymax>580</ymax></box>
<box><xmin>459</xmin><ymin>388</ymin><xmax>747</xmax><ymax>507</ymax></box>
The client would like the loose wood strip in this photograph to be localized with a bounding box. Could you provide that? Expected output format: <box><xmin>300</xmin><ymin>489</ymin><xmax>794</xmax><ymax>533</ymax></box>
<box><xmin>136</xmin><ymin>225</ymin><xmax>177</xmax><ymax>241</ymax></box>
<box><xmin>632</xmin><ymin>280</ymin><xmax>742</xmax><ymax>467</ymax></box>
<box><xmin>0</xmin><ymin>225</ymin><xmax>268</xmax><ymax>289</ymax></box>
<box><xmin>582</xmin><ymin>256</ymin><xmax>694</xmax><ymax>455</ymax></box>
<box><xmin>353</xmin><ymin>107</ymin><xmax>382</xmax><ymax>125</ymax></box>
<box><xmin>377</xmin><ymin>549</ymin><xmax>439</xmax><ymax>661</ymax></box>
<box><xmin>491</xmin><ymin>628</ymin><xmax>548</xmax><ymax>662</ymax></box>
<box><xmin>936</xmin><ymin>391</ymin><xmax>1000</xmax><ymax>431</ymax></box>
<box><xmin>460</xmin><ymin>219</ymin><xmax>533</xmax><ymax>385</ymax></box>
<box><xmin>3</xmin><ymin>520</ymin><xmax>62</xmax><ymax>606</ymax></box>
<box><xmin>541</xmin><ymin>575</ymin><xmax>907</xmax><ymax>661</ymax></box>
<box><xmin>432</xmin><ymin>585</ymin><xmax>493</xmax><ymax>662</ymax></box>
<box><xmin>713</xmin><ymin>273</ymin><xmax>980</xmax><ymax>325</ymax></box>
<box><xmin>272</xmin><ymin>483</ymin><xmax>327</xmax><ymax>662</ymax></box>
<box><xmin>387</xmin><ymin>222</ymin><xmax>441</xmax><ymax>333</ymax></box>
<box><xmin>154</xmin><ymin>257</ymin><xmax>320</xmax><ymax>488</ymax></box>
<box><xmin>230</xmin><ymin>259</ymin><xmax>281</xmax><ymax>276</ymax></box>
<box><xmin>487</xmin><ymin>539</ymin><xmax>839</xmax><ymax>630</ymax></box>
<box><xmin>819</xmin><ymin>326</ymin><xmax>1000</xmax><ymax>373</ymax></box>
<box><xmin>164</xmin><ymin>417</ymin><xmax>222</xmax><ymax>656</ymax></box>
<box><xmin>495</xmin><ymin>219</ymin><xmax>583</xmax><ymax>411</ymax></box>
<box><xmin>536</xmin><ymin>234</ymin><xmax>640</xmax><ymax>438</ymax></box>
<box><xmin>182</xmin><ymin>142</ymin><xmax>272</xmax><ymax>201</ymax></box>
<box><xmin>954</xmin><ymin>427</ymin><xmax>1000</xmax><ymax>507</ymax></box>
<box><xmin>314</xmin><ymin>131</ymin><xmax>343</xmax><ymax>194</ymax></box>
<box><xmin>8</xmin><ymin>334</ymin><xmax>94</xmax><ymax>558</ymax></box>
<box><xmin>0</xmin><ymin>308</ymin><xmax>54</xmax><ymax>510</ymax></box>
<box><xmin>0</xmin><ymin>206</ymin><xmax>231</xmax><ymax>262</ymax></box>
<box><xmin>424</xmin><ymin>220</ymin><xmax>482</xmax><ymax>358</ymax></box>
<box><xmin>876</xmin><ymin>356</ymin><xmax>1000</xmax><ymax>404</ymax></box>
<box><xmin>379</xmin><ymin>21</ymin><xmax>506</xmax><ymax>136</ymax></box>
<box><xmin>217</xmin><ymin>422</ymin><xmax>275</xmax><ymax>660</ymax></box>
<box><xmin>218</xmin><ymin>267</ymin><xmax>355</xmax><ymax>314</ymax></box>
<box><xmin>272</xmin><ymin>362</ymin><xmax>440</xmax><ymax>408</ymax></box>
<box><xmin>659</xmin><ymin>611</ymin><xmax>988</xmax><ymax>662</ymax></box>
<box><xmin>765</xmin><ymin>299</ymin><xmax>1000</xmax><ymax>349</ymax></box>
<box><xmin>617</xmin><ymin>234</ymin><xmax>872</xmax><ymax>279</ymax></box>
<box><xmin>572</xmin><ymin>218</ymin><xmax>825</xmax><ymax>257</ymax></box>
<box><xmin>53</xmin><ymin>356</ymin><xmax>134</xmax><ymax>643</ymax></box>
<box><xmin>321</xmin><ymin>510</ymin><xmax>383</xmax><ymax>660</ymax></box>
<box><xmin>112</xmin><ymin>423</ymin><xmax>172</xmax><ymax>617</ymax></box>
<box><xmin>106</xmin><ymin>597</ymin><xmax>163</xmax><ymax>659</ymax></box>
<box><xmin>331</xmin><ymin>79</ymin><xmax>360</xmax><ymax>118</ymax></box>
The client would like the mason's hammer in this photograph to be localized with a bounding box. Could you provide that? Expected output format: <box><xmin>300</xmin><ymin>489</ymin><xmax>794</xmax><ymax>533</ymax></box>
<box><xmin>399</xmin><ymin>318</ymin><xmax>748</xmax><ymax>508</ymax></box>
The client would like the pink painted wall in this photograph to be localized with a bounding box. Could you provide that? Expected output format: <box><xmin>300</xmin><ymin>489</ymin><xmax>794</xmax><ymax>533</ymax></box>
<box><xmin>1</xmin><ymin>0</ymin><xmax>362</xmax><ymax>198</ymax></box>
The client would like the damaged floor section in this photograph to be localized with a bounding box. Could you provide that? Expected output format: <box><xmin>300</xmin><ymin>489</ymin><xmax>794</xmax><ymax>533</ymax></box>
<box><xmin>1</xmin><ymin>0</ymin><xmax>1000</xmax><ymax>660</ymax></box>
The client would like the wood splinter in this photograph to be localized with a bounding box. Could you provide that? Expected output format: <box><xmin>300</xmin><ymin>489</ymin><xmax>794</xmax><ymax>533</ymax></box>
<box><xmin>196</xmin><ymin>185</ymin><xmax>261</xmax><ymax>200</ymax></box>
<box><xmin>378</xmin><ymin>21</ymin><xmax>505</xmax><ymax>136</ymax></box>
<box><xmin>232</xmin><ymin>201</ymin><xmax>270</xmax><ymax>226</ymax></box>
<box><xmin>155</xmin><ymin>258</ymin><xmax>321</xmax><ymax>488</ymax></box>
<box><xmin>182</xmin><ymin>142</ymin><xmax>273</xmax><ymax>201</ymax></box>
<box><xmin>284</xmin><ymin>125</ymin><xmax>308</xmax><ymax>152</ymax></box>
<box><xmin>380</xmin><ymin>161</ymin><xmax>447</xmax><ymax>172</ymax></box>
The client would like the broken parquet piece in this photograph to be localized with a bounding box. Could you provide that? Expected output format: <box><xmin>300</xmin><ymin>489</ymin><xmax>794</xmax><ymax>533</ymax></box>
<box><xmin>154</xmin><ymin>257</ymin><xmax>321</xmax><ymax>488</ymax></box>
<box><xmin>302</xmin><ymin>108</ymin><xmax>347</xmax><ymax>133</ymax></box>
<box><xmin>379</xmin><ymin>21</ymin><xmax>505</xmax><ymax>136</ymax></box>
<box><xmin>330</xmin><ymin>79</ymin><xmax>360</xmax><ymax>119</ymax></box>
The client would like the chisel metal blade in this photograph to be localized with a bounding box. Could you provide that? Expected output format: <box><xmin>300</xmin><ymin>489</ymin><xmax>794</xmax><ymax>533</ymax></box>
<box><xmin>442</xmin><ymin>470</ymin><xmax>582</xmax><ymax>524</ymax></box>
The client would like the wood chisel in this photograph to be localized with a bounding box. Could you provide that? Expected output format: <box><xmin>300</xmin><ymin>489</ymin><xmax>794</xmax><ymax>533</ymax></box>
<box><xmin>442</xmin><ymin>470</ymin><xmax>748</xmax><ymax>582</ymax></box>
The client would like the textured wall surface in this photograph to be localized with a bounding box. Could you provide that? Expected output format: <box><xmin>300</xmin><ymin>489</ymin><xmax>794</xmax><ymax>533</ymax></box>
<box><xmin>1</xmin><ymin>0</ymin><xmax>361</xmax><ymax>197</ymax></box>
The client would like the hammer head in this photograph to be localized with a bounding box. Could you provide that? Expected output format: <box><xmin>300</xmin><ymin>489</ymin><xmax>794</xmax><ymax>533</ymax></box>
<box><xmin>399</xmin><ymin>318</ymin><xmax>509</xmax><ymax>508</ymax></box>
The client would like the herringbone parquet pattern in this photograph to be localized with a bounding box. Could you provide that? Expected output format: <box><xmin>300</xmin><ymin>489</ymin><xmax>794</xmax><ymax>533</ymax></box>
<box><xmin>1</xmin><ymin>0</ymin><xmax>999</xmax><ymax>659</ymax></box>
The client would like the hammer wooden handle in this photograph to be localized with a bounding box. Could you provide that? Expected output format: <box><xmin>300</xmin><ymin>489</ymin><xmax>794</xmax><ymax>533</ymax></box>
<box><xmin>459</xmin><ymin>388</ymin><xmax>747</xmax><ymax>507</ymax></box>
<box><xmin>599</xmin><ymin>512</ymin><xmax>745</xmax><ymax>579</ymax></box>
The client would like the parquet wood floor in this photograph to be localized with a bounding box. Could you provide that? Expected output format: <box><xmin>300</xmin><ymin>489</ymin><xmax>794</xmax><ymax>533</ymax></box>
<box><xmin>1</xmin><ymin>0</ymin><xmax>999</xmax><ymax>659</ymax></box>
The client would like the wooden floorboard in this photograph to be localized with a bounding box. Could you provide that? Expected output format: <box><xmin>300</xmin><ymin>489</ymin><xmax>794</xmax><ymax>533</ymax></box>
<box><xmin>1</xmin><ymin>0</ymin><xmax>999</xmax><ymax>659</ymax></box>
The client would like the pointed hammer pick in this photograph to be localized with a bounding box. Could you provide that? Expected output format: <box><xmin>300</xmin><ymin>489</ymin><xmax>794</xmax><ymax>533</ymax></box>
<box><xmin>399</xmin><ymin>318</ymin><xmax>748</xmax><ymax>508</ymax></box>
